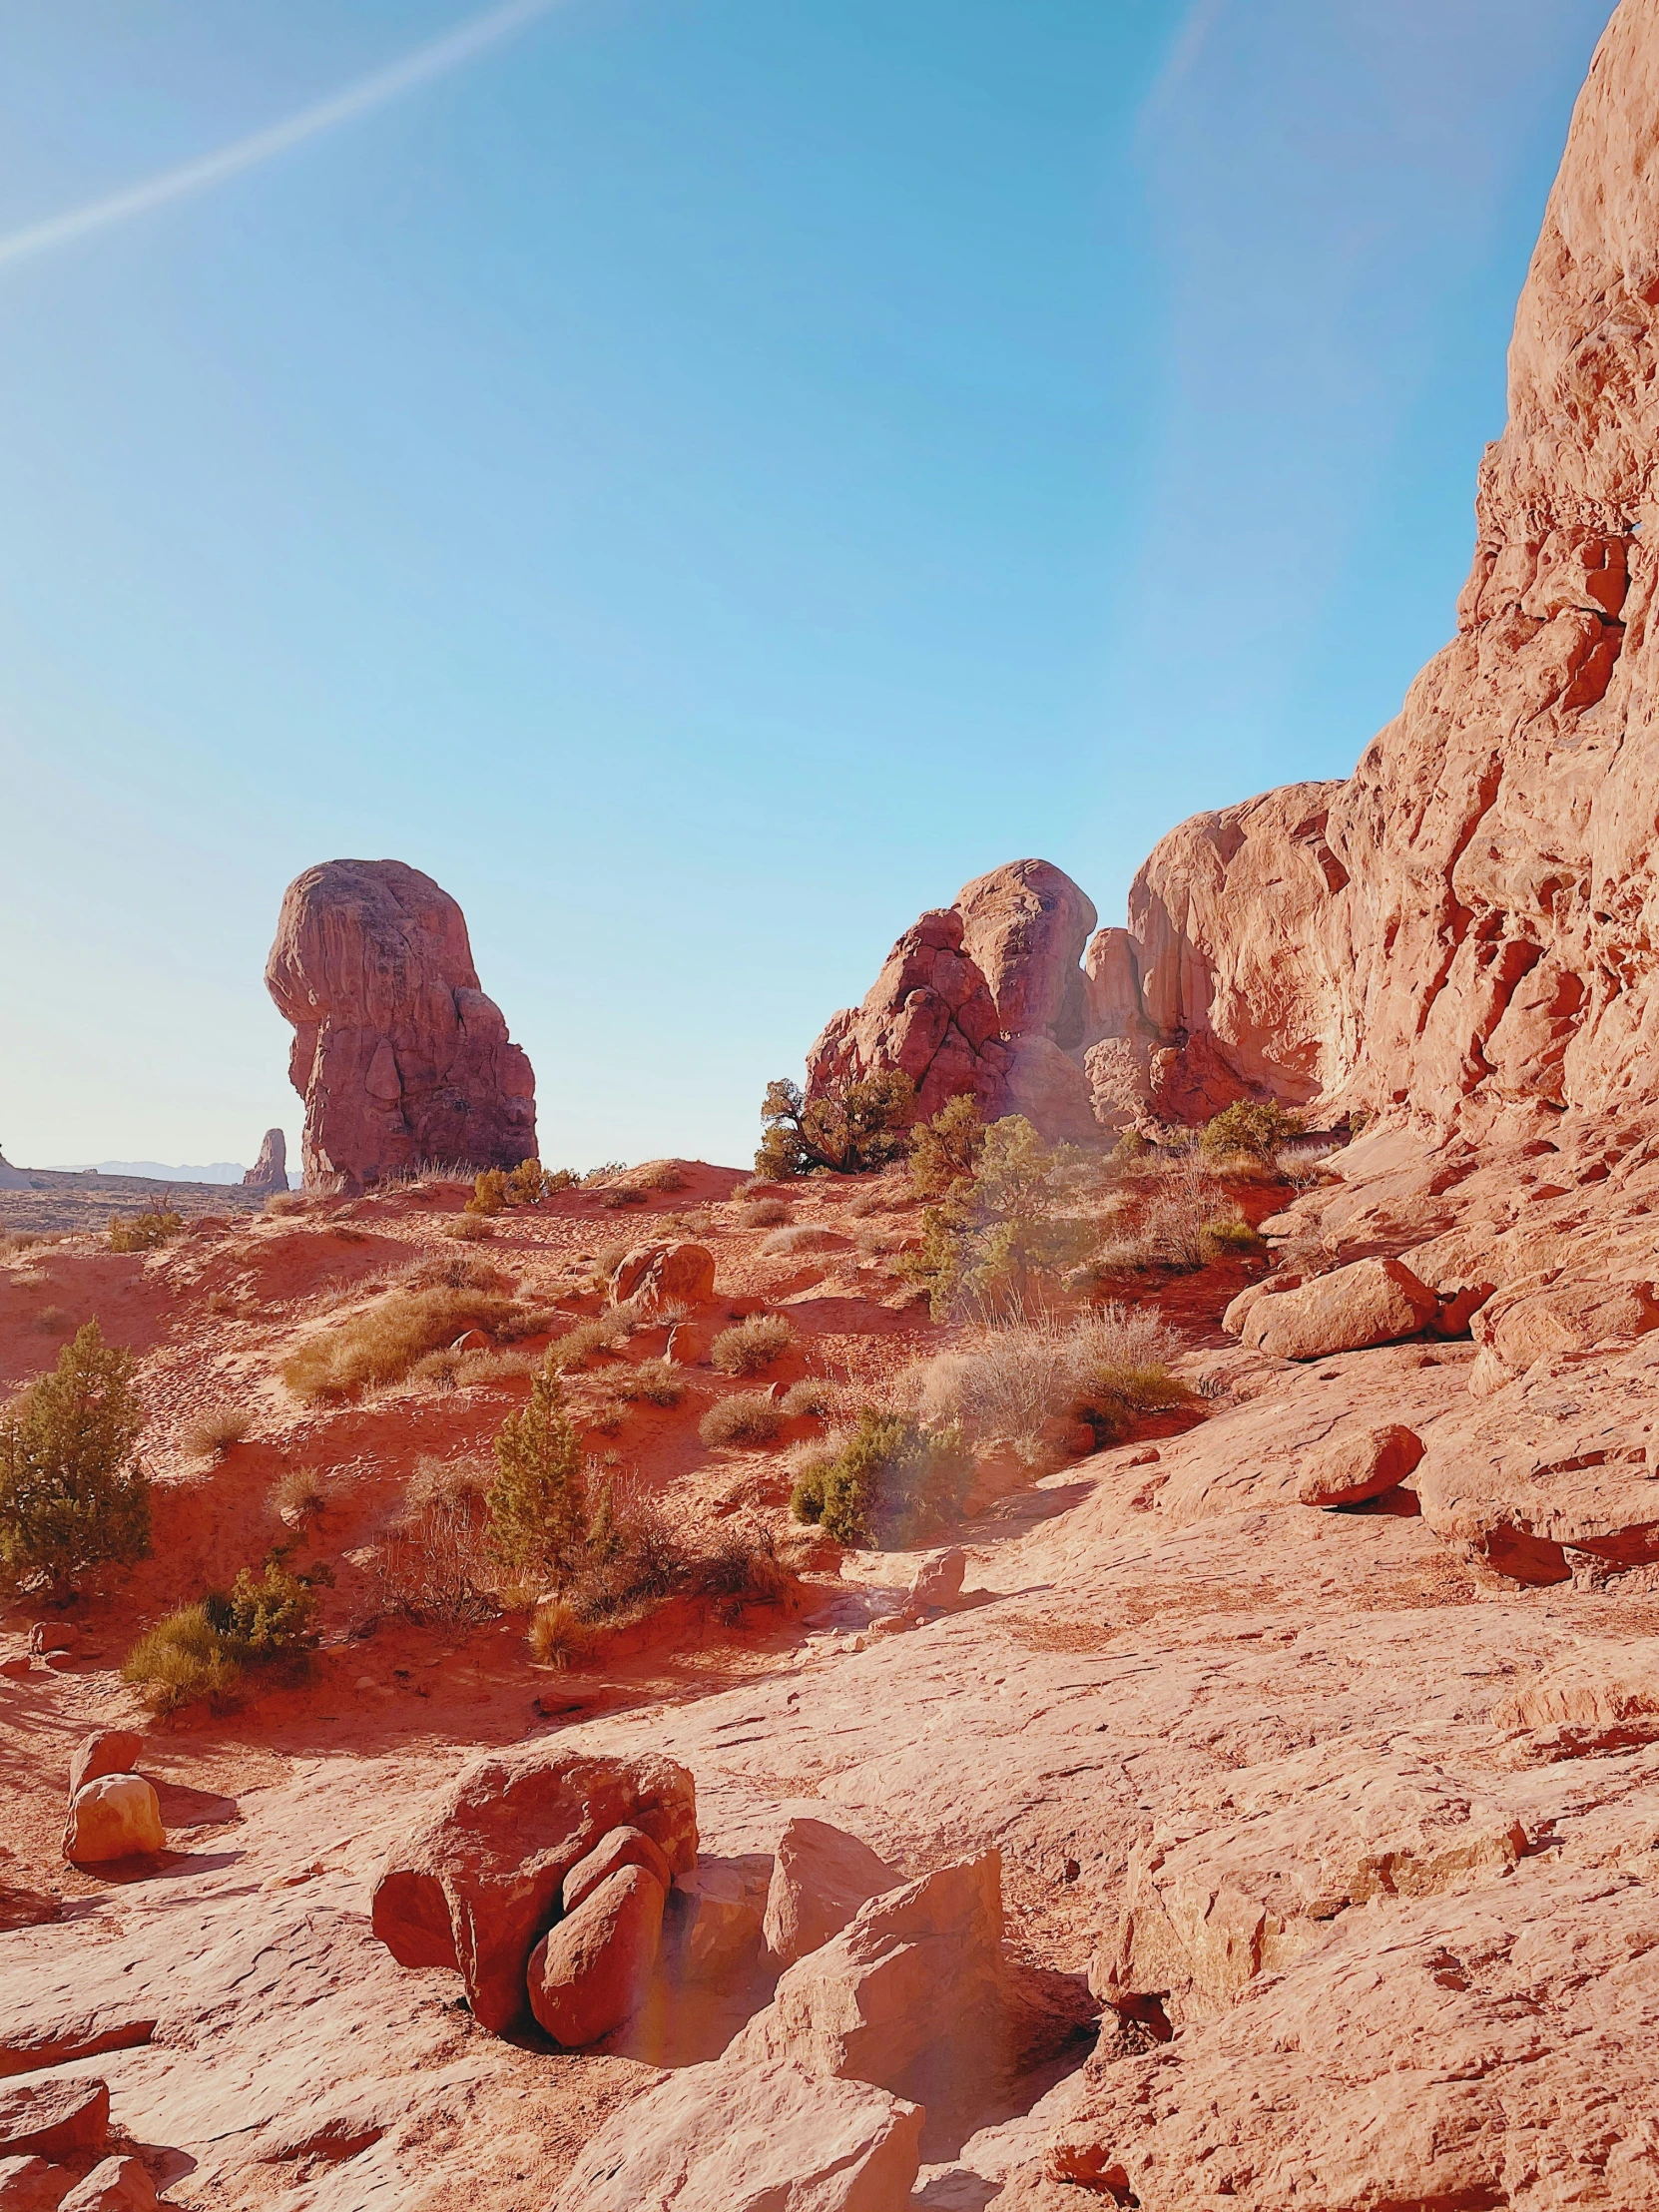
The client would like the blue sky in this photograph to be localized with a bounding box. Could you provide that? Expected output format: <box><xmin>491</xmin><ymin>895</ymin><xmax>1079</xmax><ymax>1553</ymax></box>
<box><xmin>0</xmin><ymin>0</ymin><xmax>1618</xmax><ymax>1174</ymax></box>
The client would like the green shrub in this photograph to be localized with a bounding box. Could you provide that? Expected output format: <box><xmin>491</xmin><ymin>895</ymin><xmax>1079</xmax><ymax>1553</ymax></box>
<box><xmin>756</xmin><ymin>1073</ymin><xmax>915</xmax><ymax>1180</ymax></box>
<box><xmin>711</xmin><ymin>1315</ymin><xmax>795</xmax><ymax>1377</ymax></box>
<box><xmin>487</xmin><ymin>1364</ymin><xmax>590</xmax><ymax>1592</ymax></box>
<box><xmin>699</xmin><ymin>1391</ymin><xmax>784</xmax><ymax>1448</ymax></box>
<box><xmin>122</xmin><ymin>1555</ymin><xmax>331</xmax><ymax>1713</ymax></box>
<box><xmin>1074</xmin><ymin>1363</ymin><xmax>1195</xmax><ymax>1448</ymax></box>
<box><xmin>907</xmin><ymin>1094</ymin><xmax>985</xmax><ymax>1199</ymax></box>
<box><xmin>0</xmin><ymin>1322</ymin><xmax>150</xmax><ymax>1600</ymax></box>
<box><xmin>109</xmin><ymin>1211</ymin><xmax>182</xmax><ymax>1254</ymax></box>
<box><xmin>790</xmin><ymin>1410</ymin><xmax>970</xmax><ymax>1547</ymax></box>
<box><xmin>903</xmin><ymin>1117</ymin><xmax>1093</xmax><ymax>1320</ymax></box>
<box><xmin>1201</xmin><ymin>1101</ymin><xmax>1306</xmax><ymax>1162</ymax></box>
<box><xmin>505</xmin><ymin>1158</ymin><xmax>547</xmax><ymax>1207</ymax></box>
<box><xmin>1201</xmin><ymin>1216</ymin><xmax>1267</xmax><ymax>1257</ymax></box>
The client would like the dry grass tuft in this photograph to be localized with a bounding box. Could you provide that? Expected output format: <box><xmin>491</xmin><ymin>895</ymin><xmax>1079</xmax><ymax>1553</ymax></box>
<box><xmin>182</xmin><ymin>1406</ymin><xmax>250</xmax><ymax>1459</ymax></box>
<box><xmin>917</xmin><ymin>1305</ymin><xmax>1187</xmax><ymax>1462</ymax></box>
<box><xmin>711</xmin><ymin>1314</ymin><xmax>795</xmax><ymax>1376</ymax></box>
<box><xmin>377</xmin><ymin>1496</ymin><xmax>496</xmax><ymax>1626</ymax></box>
<box><xmin>264</xmin><ymin>1192</ymin><xmax>307</xmax><ymax>1218</ymax></box>
<box><xmin>280</xmin><ymin>1288</ymin><xmax>529</xmax><ymax>1400</ymax></box>
<box><xmin>699</xmin><ymin>1391</ymin><xmax>785</xmax><ymax>1448</ymax></box>
<box><xmin>441</xmin><ymin>1214</ymin><xmax>496</xmax><ymax>1242</ymax></box>
<box><xmin>270</xmin><ymin>1464</ymin><xmax>324</xmax><ymax>1523</ymax></box>
<box><xmin>738</xmin><ymin>1198</ymin><xmax>792</xmax><ymax>1229</ymax></box>
<box><xmin>780</xmin><ymin>1376</ymin><xmax>837</xmax><ymax>1418</ymax></box>
<box><xmin>760</xmin><ymin>1224</ymin><xmax>841</xmax><ymax>1257</ymax></box>
<box><xmin>547</xmin><ymin>1301</ymin><xmax>643</xmax><ymax>1373</ymax></box>
<box><xmin>31</xmin><ymin>1305</ymin><xmax>72</xmax><ymax>1337</ymax></box>
<box><xmin>635</xmin><ymin>1159</ymin><xmax>689</xmax><ymax>1192</ymax></box>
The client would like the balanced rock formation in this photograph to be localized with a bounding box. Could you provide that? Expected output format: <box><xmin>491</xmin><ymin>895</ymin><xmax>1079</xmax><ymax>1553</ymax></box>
<box><xmin>267</xmin><ymin>860</ymin><xmax>536</xmax><ymax>1193</ymax></box>
<box><xmin>240</xmin><ymin>1129</ymin><xmax>287</xmax><ymax>1196</ymax></box>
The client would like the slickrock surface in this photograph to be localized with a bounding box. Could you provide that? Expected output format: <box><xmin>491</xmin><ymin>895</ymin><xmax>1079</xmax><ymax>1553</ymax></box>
<box><xmin>267</xmin><ymin>858</ymin><xmax>536</xmax><ymax>1192</ymax></box>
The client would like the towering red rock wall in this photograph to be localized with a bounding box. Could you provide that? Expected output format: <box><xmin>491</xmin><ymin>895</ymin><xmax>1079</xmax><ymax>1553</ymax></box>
<box><xmin>816</xmin><ymin>0</ymin><xmax>1659</xmax><ymax>1144</ymax></box>
<box><xmin>267</xmin><ymin>859</ymin><xmax>537</xmax><ymax>1192</ymax></box>
<box><xmin>1097</xmin><ymin>0</ymin><xmax>1659</xmax><ymax>1136</ymax></box>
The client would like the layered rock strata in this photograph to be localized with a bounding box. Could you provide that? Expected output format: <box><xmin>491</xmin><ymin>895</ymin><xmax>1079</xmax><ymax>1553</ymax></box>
<box><xmin>266</xmin><ymin>860</ymin><xmax>536</xmax><ymax>1193</ymax></box>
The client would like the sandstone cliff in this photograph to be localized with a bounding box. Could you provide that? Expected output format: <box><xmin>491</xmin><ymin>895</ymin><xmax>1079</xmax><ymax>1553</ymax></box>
<box><xmin>267</xmin><ymin>859</ymin><xmax>536</xmax><ymax>1193</ymax></box>
<box><xmin>814</xmin><ymin>0</ymin><xmax>1659</xmax><ymax>1146</ymax></box>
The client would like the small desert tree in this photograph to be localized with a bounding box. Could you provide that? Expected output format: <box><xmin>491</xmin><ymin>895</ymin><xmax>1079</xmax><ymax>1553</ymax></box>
<box><xmin>907</xmin><ymin>1094</ymin><xmax>985</xmax><ymax>1199</ymax></box>
<box><xmin>1200</xmin><ymin>1100</ymin><xmax>1306</xmax><ymax>1162</ymax></box>
<box><xmin>0</xmin><ymin>1322</ymin><xmax>151</xmax><ymax>1601</ymax></box>
<box><xmin>487</xmin><ymin>1360</ymin><xmax>589</xmax><ymax>1593</ymax></box>
<box><xmin>756</xmin><ymin>1072</ymin><xmax>915</xmax><ymax>1179</ymax></box>
<box><xmin>906</xmin><ymin>1115</ymin><xmax>1092</xmax><ymax>1319</ymax></box>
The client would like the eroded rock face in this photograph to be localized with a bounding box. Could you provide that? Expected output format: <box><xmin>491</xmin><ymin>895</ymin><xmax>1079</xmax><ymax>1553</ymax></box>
<box><xmin>267</xmin><ymin>860</ymin><xmax>536</xmax><ymax>1193</ymax></box>
<box><xmin>240</xmin><ymin>1130</ymin><xmax>287</xmax><ymax>1196</ymax></box>
<box><xmin>805</xmin><ymin>862</ymin><xmax>1101</xmax><ymax>1142</ymax></box>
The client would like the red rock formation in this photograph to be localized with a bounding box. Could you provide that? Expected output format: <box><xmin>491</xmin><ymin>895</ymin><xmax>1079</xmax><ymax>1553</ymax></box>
<box><xmin>266</xmin><ymin>860</ymin><xmax>536</xmax><ymax>1193</ymax></box>
<box><xmin>240</xmin><ymin>1129</ymin><xmax>287</xmax><ymax>1196</ymax></box>
<box><xmin>805</xmin><ymin>860</ymin><xmax>1100</xmax><ymax>1141</ymax></box>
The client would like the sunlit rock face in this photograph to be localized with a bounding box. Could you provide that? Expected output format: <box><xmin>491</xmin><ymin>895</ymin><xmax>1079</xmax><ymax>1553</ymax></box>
<box><xmin>267</xmin><ymin>858</ymin><xmax>536</xmax><ymax>1192</ymax></box>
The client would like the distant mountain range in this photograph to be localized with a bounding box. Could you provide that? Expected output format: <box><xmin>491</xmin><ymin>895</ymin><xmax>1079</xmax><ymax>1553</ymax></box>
<box><xmin>47</xmin><ymin>1160</ymin><xmax>298</xmax><ymax>1187</ymax></box>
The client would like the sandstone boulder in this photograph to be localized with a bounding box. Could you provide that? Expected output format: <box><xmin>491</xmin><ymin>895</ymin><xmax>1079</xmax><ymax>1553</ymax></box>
<box><xmin>549</xmin><ymin>2056</ymin><xmax>923</xmax><ymax>2212</ymax></box>
<box><xmin>67</xmin><ymin>1732</ymin><xmax>144</xmax><ymax>1801</ymax></box>
<box><xmin>562</xmin><ymin>1823</ymin><xmax>673</xmax><ymax>1915</ymax></box>
<box><xmin>764</xmin><ymin>1819</ymin><xmax>901</xmax><ymax>1969</ymax></box>
<box><xmin>1297</xmin><ymin>1425</ymin><xmax>1424</xmax><ymax>1508</ymax></box>
<box><xmin>0</xmin><ymin>2159</ymin><xmax>67</xmax><ymax>2210</ymax></box>
<box><xmin>611</xmin><ymin>1243</ymin><xmax>717</xmax><ymax>1311</ymax></box>
<box><xmin>906</xmin><ymin>1547</ymin><xmax>966</xmax><ymax>1612</ymax></box>
<box><xmin>371</xmin><ymin>1745</ymin><xmax>696</xmax><ymax>2032</ymax></box>
<box><xmin>240</xmin><ymin>1129</ymin><xmax>287</xmax><ymax>1196</ymax></box>
<box><xmin>58</xmin><ymin>2159</ymin><xmax>157</xmax><ymax>2212</ymax></box>
<box><xmin>63</xmin><ymin>1777</ymin><xmax>164</xmax><ymax>1866</ymax></box>
<box><xmin>736</xmin><ymin>1852</ymin><xmax>1005</xmax><ymax>2112</ymax></box>
<box><xmin>27</xmin><ymin>1626</ymin><xmax>74</xmax><ymax>1657</ymax></box>
<box><xmin>668</xmin><ymin>1855</ymin><xmax>772</xmax><ymax>1980</ymax></box>
<box><xmin>266</xmin><ymin>859</ymin><xmax>536</xmax><ymax>1193</ymax></box>
<box><xmin>527</xmin><ymin>1865</ymin><xmax>665</xmax><ymax>2047</ymax></box>
<box><xmin>1220</xmin><ymin>1277</ymin><xmax>1300</xmax><ymax>1339</ymax></box>
<box><xmin>0</xmin><ymin>2078</ymin><xmax>108</xmax><ymax>2159</ymax></box>
<box><xmin>1240</xmin><ymin>1258</ymin><xmax>1439</xmax><ymax>1361</ymax></box>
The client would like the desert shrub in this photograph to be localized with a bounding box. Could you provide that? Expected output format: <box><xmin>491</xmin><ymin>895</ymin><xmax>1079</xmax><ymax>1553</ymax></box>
<box><xmin>916</xmin><ymin>1306</ymin><xmax>1184</xmax><ymax>1462</ymax></box>
<box><xmin>109</xmin><ymin>1210</ymin><xmax>183</xmax><ymax>1254</ymax></box>
<box><xmin>280</xmin><ymin>1288</ymin><xmax>527</xmax><ymax>1400</ymax></box>
<box><xmin>547</xmin><ymin>1302</ymin><xmax>641</xmax><ymax>1373</ymax></box>
<box><xmin>760</xmin><ymin>1224</ymin><xmax>840</xmax><ymax>1257</ymax></box>
<box><xmin>699</xmin><ymin>1391</ymin><xmax>785</xmax><ymax>1448</ymax></box>
<box><xmin>905</xmin><ymin>1117</ymin><xmax>1093</xmax><ymax>1320</ymax></box>
<box><xmin>442</xmin><ymin>1214</ymin><xmax>495</xmax><ymax>1242</ymax></box>
<box><xmin>844</xmin><ymin>1182</ymin><xmax>899</xmax><ymax>1219</ymax></box>
<box><xmin>738</xmin><ymin>1198</ymin><xmax>792</xmax><ymax>1229</ymax></box>
<box><xmin>264</xmin><ymin>1191</ymin><xmax>307</xmax><ymax>1216</ymax></box>
<box><xmin>756</xmin><ymin>1073</ymin><xmax>915</xmax><ymax>1180</ymax></box>
<box><xmin>599</xmin><ymin>1183</ymin><xmax>644</xmax><ymax>1210</ymax></box>
<box><xmin>122</xmin><ymin>1606</ymin><xmax>242</xmax><ymax>1713</ymax></box>
<box><xmin>790</xmin><ymin>1410</ymin><xmax>970</xmax><ymax>1548</ymax></box>
<box><xmin>576</xmin><ymin>1475</ymin><xmax>685</xmax><ymax>1617</ymax></box>
<box><xmin>1073</xmin><ymin>1363</ymin><xmax>1195</xmax><ymax>1447</ymax></box>
<box><xmin>271</xmin><ymin>1464</ymin><xmax>324</xmax><ymax>1523</ymax></box>
<box><xmin>636</xmin><ymin>1160</ymin><xmax>688</xmax><ymax>1192</ymax></box>
<box><xmin>182</xmin><ymin>1406</ymin><xmax>249</xmax><ymax>1459</ymax></box>
<box><xmin>467</xmin><ymin>1169</ymin><xmax>508</xmax><ymax>1216</ymax></box>
<box><xmin>583</xmin><ymin>1161</ymin><xmax>629</xmax><ymax>1185</ymax></box>
<box><xmin>1110</xmin><ymin>1128</ymin><xmax>1154</xmax><ymax>1167</ymax></box>
<box><xmin>1276</xmin><ymin>1142</ymin><xmax>1338</xmax><ymax>1191</ymax></box>
<box><xmin>528</xmin><ymin>1598</ymin><xmax>594</xmax><ymax>1669</ymax></box>
<box><xmin>32</xmin><ymin>1306</ymin><xmax>71</xmax><ymax>1336</ymax></box>
<box><xmin>377</xmin><ymin>1497</ymin><xmax>496</xmax><ymax>1626</ymax></box>
<box><xmin>781</xmin><ymin>1377</ymin><xmax>837</xmax><ymax>1417</ymax></box>
<box><xmin>543</xmin><ymin>1167</ymin><xmax>580</xmax><ymax>1193</ymax></box>
<box><xmin>605</xmin><ymin>1357</ymin><xmax>685</xmax><ymax>1407</ymax></box>
<box><xmin>1202</xmin><ymin>1216</ymin><xmax>1266</xmax><ymax>1257</ymax></box>
<box><xmin>712</xmin><ymin>1314</ymin><xmax>795</xmax><ymax>1376</ymax></box>
<box><xmin>487</xmin><ymin>1363</ymin><xmax>590</xmax><ymax>1592</ymax></box>
<box><xmin>908</xmin><ymin>1094</ymin><xmax>985</xmax><ymax>1199</ymax></box>
<box><xmin>0</xmin><ymin>1322</ymin><xmax>150</xmax><ymax>1600</ymax></box>
<box><xmin>505</xmin><ymin>1158</ymin><xmax>548</xmax><ymax>1207</ymax></box>
<box><xmin>688</xmin><ymin>1523</ymin><xmax>791</xmax><ymax>1620</ymax></box>
<box><xmin>1201</xmin><ymin>1100</ymin><xmax>1306</xmax><ymax>1162</ymax></box>
<box><xmin>123</xmin><ymin>1554</ymin><xmax>331</xmax><ymax>1713</ymax></box>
